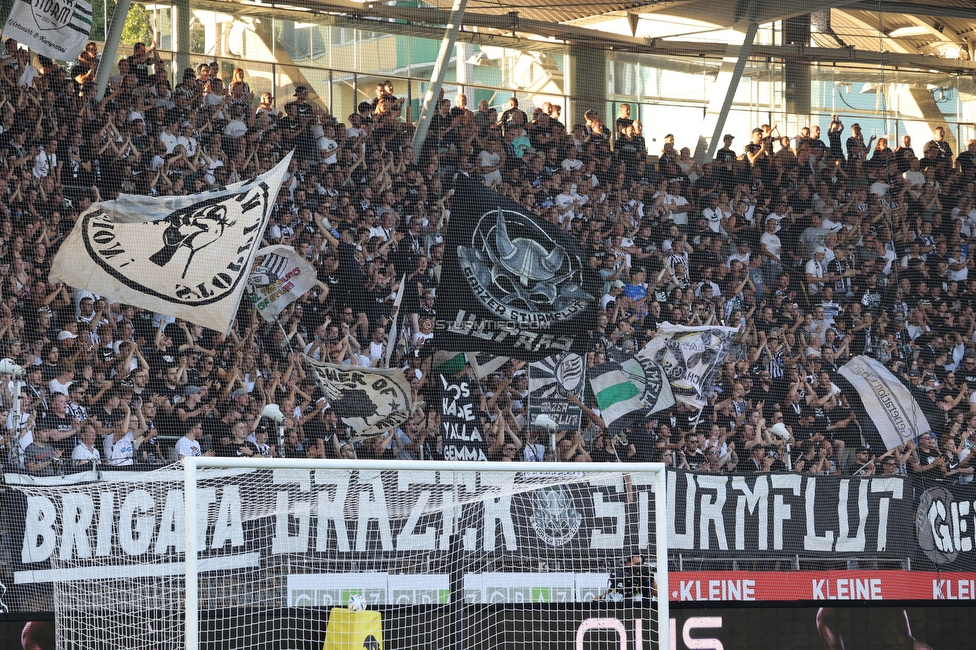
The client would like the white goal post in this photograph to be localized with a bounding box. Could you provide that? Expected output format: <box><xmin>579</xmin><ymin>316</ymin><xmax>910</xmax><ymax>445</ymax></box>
<box><xmin>12</xmin><ymin>458</ymin><xmax>668</xmax><ymax>650</ymax></box>
<box><xmin>183</xmin><ymin>457</ymin><xmax>669</xmax><ymax>650</ymax></box>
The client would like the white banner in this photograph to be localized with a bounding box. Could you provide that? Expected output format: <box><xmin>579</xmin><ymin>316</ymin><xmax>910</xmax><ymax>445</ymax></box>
<box><xmin>50</xmin><ymin>153</ymin><xmax>292</xmax><ymax>333</ymax></box>
<box><xmin>838</xmin><ymin>355</ymin><xmax>931</xmax><ymax>450</ymax></box>
<box><xmin>304</xmin><ymin>356</ymin><xmax>414</xmax><ymax>440</ymax></box>
<box><xmin>247</xmin><ymin>245</ymin><xmax>317</xmax><ymax>322</ymax></box>
<box><xmin>3</xmin><ymin>0</ymin><xmax>93</xmax><ymax>61</ymax></box>
<box><xmin>639</xmin><ymin>323</ymin><xmax>738</xmax><ymax>409</ymax></box>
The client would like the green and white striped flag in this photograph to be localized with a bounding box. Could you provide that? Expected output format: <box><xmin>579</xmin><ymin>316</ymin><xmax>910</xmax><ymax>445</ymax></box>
<box><xmin>589</xmin><ymin>362</ymin><xmax>645</xmax><ymax>431</ymax></box>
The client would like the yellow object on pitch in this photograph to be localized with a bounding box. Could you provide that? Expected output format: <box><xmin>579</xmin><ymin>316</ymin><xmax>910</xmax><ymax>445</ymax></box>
<box><xmin>323</xmin><ymin>608</ymin><xmax>383</xmax><ymax>650</ymax></box>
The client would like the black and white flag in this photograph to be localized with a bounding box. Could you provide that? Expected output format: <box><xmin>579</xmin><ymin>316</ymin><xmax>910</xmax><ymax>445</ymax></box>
<box><xmin>50</xmin><ymin>153</ymin><xmax>292</xmax><ymax>333</ymax></box>
<box><xmin>639</xmin><ymin>323</ymin><xmax>738</xmax><ymax>409</ymax></box>
<box><xmin>3</xmin><ymin>0</ymin><xmax>93</xmax><ymax>61</ymax></box>
<box><xmin>435</xmin><ymin>175</ymin><xmax>600</xmax><ymax>361</ymax></box>
<box><xmin>304</xmin><ymin>356</ymin><xmax>414</xmax><ymax>441</ymax></box>
<box><xmin>247</xmin><ymin>245</ymin><xmax>317</xmax><ymax>322</ymax></box>
<box><xmin>529</xmin><ymin>352</ymin><xmax>587</xmax><ymax>432</ymax></box>
<box><xmin>439</xmin><ymin>373</ymin><xmax>489</xmax><ymax>461</ymax></box>
<box><xmin>836</xmin><ymin>355</ymin><xmax>932</xmax><ymax>451</ymax></box>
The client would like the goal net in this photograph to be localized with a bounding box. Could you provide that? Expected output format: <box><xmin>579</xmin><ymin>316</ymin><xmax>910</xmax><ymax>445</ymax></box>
<box><xmin>11</xmin><ymin>458</ymin><xmax>668</xmax><ymax>650</ymax></box>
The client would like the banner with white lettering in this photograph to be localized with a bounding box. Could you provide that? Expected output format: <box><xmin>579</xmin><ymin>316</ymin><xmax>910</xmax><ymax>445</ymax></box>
<box><xmin>529</xmin><ymin>353</ymin><xmax>586</xmax><ymax>433</ymax></box>
<box><xmin>3</xmin><ymin>0</ymin><xmax>93</xmax><ymax>61</ymax></box>
<box><xmin>667</xmin><ymin>470</ymin><xmax>910</xmax><ymax>557</ymax></box>
<box><xmin>439</xmin><ymin>373</ymin><xmax>489</xmax><ymax>461</ymax></box>
<box><xmin>7</xmin><ymin>467</ymin><xmax>659</xmax><ymax>596</ymax></box>
<box><xmin>837</xmin><ymin>355</ymin><xmax>932</xmax><ymax>451</ymax></box>
<box><xmin>247</xmin><ymin>245</ymin><xmax>317</xmax><ymax>322</ymax></box>
<box><xmin>49</xmin><ymin>153</ymin><xmax>292</xmax><ymax>333</ymax></box>
<box><xmin>304</xmin><ymin>356</ymin><xmax>413</xmax><ymax>440</ymax></box>
<box><xmin>639</xmin><ymin>323</ymin><xmax>738</xmax><ymax>409</ymax></box>
<box><xmin>914</xmin><ymin>483</ymin><xmax>976</xmax><ymax>572</ymax></box>
<box><xmin>434</xmin><ymin>175</ymin><xmax>601</xmax><ymax>360</ymax></box>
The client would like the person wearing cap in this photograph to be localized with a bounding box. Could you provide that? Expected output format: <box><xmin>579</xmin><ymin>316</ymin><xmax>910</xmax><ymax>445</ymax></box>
<box><xmin>745</xmin><ymin>127</ymin><xmax>770</xmax><ymax>166</ymax></box>
<box><xmin>177</xmin><ymin>120</ymin><xmax>199</xmax><ymax>157</ymax></box>
<box><xmin>714</xmin><ymin>133</ymin><xmax>737</xmax><ymax>181</ymax></box>
<box><xmin>602</xmin><ymin>279</ymin><xmax>626</xmax><ymax>311</ymax></box>
<box><xmin>25</xmin><ymin>426</ymin><xmax>63</xmax><ymax>476</ymax></box>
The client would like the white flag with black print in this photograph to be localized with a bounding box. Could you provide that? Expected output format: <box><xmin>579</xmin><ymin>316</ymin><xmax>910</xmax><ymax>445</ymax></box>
<box><xmin>304</xmin><ymin>356</ymin><xmax>414</xmax><ymax>441</ymax></box>
<box><xmin>50</xmin><ymin>153</ymin><xmax>292</xmax><ymax>333</ymax></box>
<box><xmin>639</xmin><ymin>322</ymin><xmax>738</xmax><ymax>409</ymax></box>
<box><xmin>3</xmin><ymin>0</ymin><xmax>93</xmax><ymax>61</ymax></box>
<box><xmin>836</xmin><ymin>355</ymin><xmax>931</xmax><ymax>451</ymax></box>
<box><xmin>247</xmin><ymin>244</ymin><xmax>317</xmax><ymax>322</ymax></box>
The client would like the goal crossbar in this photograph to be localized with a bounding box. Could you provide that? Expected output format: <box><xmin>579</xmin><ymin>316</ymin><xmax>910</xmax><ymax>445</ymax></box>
<box><xmin>182</xmin><ymin>457</ymin><xmax>670</xmax><ymax>650</ymax></box>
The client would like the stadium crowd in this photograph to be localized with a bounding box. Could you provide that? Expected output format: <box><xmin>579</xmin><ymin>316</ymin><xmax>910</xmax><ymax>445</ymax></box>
<box><xmin>1</xmin><ymin>37</ymin><xmax>976</xmax><ymax>481</ymax></box>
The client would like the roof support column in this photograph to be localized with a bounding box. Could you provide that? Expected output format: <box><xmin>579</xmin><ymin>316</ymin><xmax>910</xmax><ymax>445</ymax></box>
<box><xmin>411</xmin><ymin>0</ymin><xmax>468</xmax><ymax>162</ymax></box>
<box><xmin>94</xmin><ymin>0</ymin><xmax>131</xmax><ymax>101</ymax></box>
<box><xmin>694</xmin><ymin>21</ymin><xmax>758</xmax><ymax>163</ymax></box>
<box><xmin>172</xmin><ymin>0</ymin><xmax>192</xmax><ymax>78</ymax></box>
<box><xmin>566</xmin><ymin>45</ymin><xmax>607</xmax><ymax>133</ymax></box>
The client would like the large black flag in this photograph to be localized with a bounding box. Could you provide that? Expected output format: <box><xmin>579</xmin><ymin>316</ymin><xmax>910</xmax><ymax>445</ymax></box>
<box><xmin>435</xmin><ymin>175</ymin><xmax>600</xmax><ymax>361</ymax></box>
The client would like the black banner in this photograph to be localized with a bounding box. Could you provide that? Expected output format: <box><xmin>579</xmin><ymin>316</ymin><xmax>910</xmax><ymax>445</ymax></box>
<box><xmin>435</xmin><ymin>175</ymin><xmax>601</xmax><ymax>360</ymax></box>
<box><xmin>529</xmin><ymin>353</ymin><xmax>586</xmax><ymax>433</ymax></box>
<box><xmin>439</xmin><ymin>373</ymin><xmax>490</xmax><ymax>461</ymax></box>
<box><xmin>668</xmin><ymin>471</ymin><xmax>911</xmax><ymax>557</ymax></box>
<box><xmin>914</xmin><ymin>481</ymin><xmax>976</xmax><ymax>571</ymax></box>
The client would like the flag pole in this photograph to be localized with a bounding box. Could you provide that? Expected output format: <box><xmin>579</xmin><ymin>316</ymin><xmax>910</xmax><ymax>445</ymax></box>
<box><xmin>384</xmin><ymin>274</ymin><xmax>407</xmax><ymax>369</ymax></box>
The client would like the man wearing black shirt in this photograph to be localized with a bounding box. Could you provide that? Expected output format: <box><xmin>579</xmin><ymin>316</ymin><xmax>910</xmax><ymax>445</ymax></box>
<box><xmin>957</xmin><ymin>138</ymin><xmax>976</xmax><ymax>180</ymax></box>
<box><xmin>714</xmin><ymin>134</ymin><xmax>737</xmax><ymax>188</ymax></box>
<box><xmin>127</xmin><ymin>42</ymin><xmax>161</xmax><ymax>88</ymax></box>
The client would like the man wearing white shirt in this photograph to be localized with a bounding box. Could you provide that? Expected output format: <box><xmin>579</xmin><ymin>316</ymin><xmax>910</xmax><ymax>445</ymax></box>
<box><xmin>177</xmin><ymin>122</ymin><xmax>198</xmax><ymax>157</ymax></box>
<box><xmin>346</xmin><ymin>114</ymin><xmax>368</xmax><ymax>159</ymax></box>
<box><xmin>159</xmin><ymin>113</ymin><xmax>180</xmax><ymax>154</ymax></box>
<box><xmin>665</xmin><ymin>181</ymin><xmax>690</xmax><ymax>225</ymax></box>
<box><xmin>554</xmin><ymin>178</ymin><xmax>585</xmax><ymax>228</ymax></box>
<box><xmin>317</xmin><ymin>122</ymin><xmax>339</xmax><ymax>165</ymax></box>
<box><xmin>765</xmin><ymin>200</ymin><xmax>792</xmax><ymax>233</ymax></box>
<box><xmin>700</xmin><ymin>194</ymin><xmax>725</xmax><ymax>234</ymax></box>
<box><xmin>561</xmin><ymin>146</ymin><xmax>583</xmax><ymax>172</ymax></box>
<box><xmin>222</xmin><ymin>104</ymin><xmax>250</xmax><ymax>139</ymax></box>
<box><xmin>948</xmin><ymin>245</ymin><xmax>971</xmax><ymax>282</ymax></box>
<box><xmin>805</xmin><ymin>247</ymin><xmax>828</xmax><ymax>296</ymax></box>
<box><xmin>903</xmin><ymin>157</ymin><xmax>925</xmax><ymax>187</ymax></box>
<box><xmin>72</xmin><ymin>424</ymin><xmax>101</xmax><ymax>467</ymax></box>
<box><xmin>175</xmin><ymin>421</ymin><xmax>213</xmax><ymax>460</ymax></box>
<box><xmin>727</xmin><ymin>241</ymin><xmax>751</xmax><ymax>266</ymax></box>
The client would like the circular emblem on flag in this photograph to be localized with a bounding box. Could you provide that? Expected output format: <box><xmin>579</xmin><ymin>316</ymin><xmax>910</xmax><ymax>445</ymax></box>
<box><xmin>554</xmin><ymin>353</ymin><xmax>585</xmax><ymax>396</ymax></box>
<box><xmin>456</xmin><ymin>208</ymin><xmax>593</xmax><ymax>325</ymax></box>
<box><xmin>915</xmin><ymin>486</ymin><xmax>958</xmax><ymax>565</ymax></box>
<box><xmin>81</xmin><ymin>186</ymin><xmax>268</xmax><ymax>307</ymax></box>
<box><xmin>529</xmin><ymin>485</ymin><xmax>582</xmax><ymax>547</ymax></box>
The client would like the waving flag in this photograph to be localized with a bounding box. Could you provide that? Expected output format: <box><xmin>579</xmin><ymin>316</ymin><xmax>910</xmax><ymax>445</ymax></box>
<box><xmin>586</xmin><ymin>345</ymin><xmax>675</xmax><ymax>435</ymax></box>
<box><xmin>639</xmin><ymin>323</ymin><xmax>738</xmax><ymax>409</ymax></box>
<box><xmin>529</xmin><ymin>352</ymin><xmax>587</xmax><ymax>432</ymax></box>
<box><xmin>435</xmin><ymin>175</ymin><xmax>600</xmax><ymax>361</ymax></box>
<box><xmin>589</xmin><ymin>362</ymin><xmax>645</xmax><ymax>434</ymax></box>
<box><xmin>50</xmin><ymin>153</ymin><xmax>292</xmax><ymax>333</ymax></box>
<box><xmin>4</xmin><ymin>0</ymin><xmax>93</xmax><ymax>61</ymax></box>
<box><xmin>837</xmin><ymin>355</ymin><xmax>932</xmax><ymax>451</ymax></box>
<box><xmin>305</xmin><ymin>356</ymin><xmax>414</xmax><ymax>441</ymax></box>
<box><xmin>606</xmin><ymin>344</ymin><xmax>675</xmax><ymax>415</ymax></box>
<box><xmin>247</xmin><ymin>245</ymin><xmax>317</xmax><ymax>322</ymax></box>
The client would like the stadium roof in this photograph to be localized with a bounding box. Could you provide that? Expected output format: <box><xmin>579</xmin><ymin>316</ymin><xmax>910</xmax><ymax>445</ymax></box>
<box><xmin>217</xmin><ymin>0</ymin><xmax>976</xmax><ymax>74</ymax></box>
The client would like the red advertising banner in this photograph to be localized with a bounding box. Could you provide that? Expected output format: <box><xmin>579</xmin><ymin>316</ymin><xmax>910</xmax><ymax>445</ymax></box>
<box><xmin>669</xmin><ymin>570</ymin><xmax>976</xmax><ymax>602</ymax></box>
